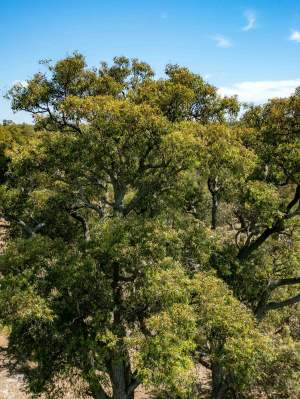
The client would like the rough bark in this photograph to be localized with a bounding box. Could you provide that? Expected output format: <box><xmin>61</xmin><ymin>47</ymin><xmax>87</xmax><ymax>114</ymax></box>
<box><xmin>109</xmin><ymin>261</ymin><xmax>139</xmax><ymax>399</ymax></box>
<box><xmin>211</xmin><ymin>363</ymin><xmax>226</xmax><ymax>399</ymax></box>
<box><xmin>111</xmin><ymin>358</ymin><xmax>128</xmax><ymax>399</ymax></box>
<box><xmin>208</xmin><ymin>177</ymin><xmax>221</xmax><ymax>230</ymax></box>
<box><xmin>108</xmin><ymin>355</ymin><xmax>138</xmax><ymax>399</ymax></box>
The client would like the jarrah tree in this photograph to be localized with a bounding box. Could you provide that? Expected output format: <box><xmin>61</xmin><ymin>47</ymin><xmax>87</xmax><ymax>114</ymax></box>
<box><xmin>0</xmin><ymin>53</ymin><xmax>300</xmax><ymax>399</ymax></box>
<box><xmin>0</xmin><ymin>55</ymin><xmax>201</xmax><ymax>399</ymax></box>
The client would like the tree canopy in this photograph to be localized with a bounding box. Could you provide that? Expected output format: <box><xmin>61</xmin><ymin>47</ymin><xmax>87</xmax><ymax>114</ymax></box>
<box><xmin>0</xmin><ymin>54</ymin><xmax>299</xmax><ymax>399</ymax></box>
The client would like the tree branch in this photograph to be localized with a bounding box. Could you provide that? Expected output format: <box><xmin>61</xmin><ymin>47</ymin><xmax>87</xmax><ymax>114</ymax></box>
<box><xmin>237</xmin><ymin>219</ymin><xmax>283</xmax><ymax>261</ymax></box>
<box><xmin>255</xmin><ymin>277</ymin><xmax>300</xmax><ymax>320</ymax></box>
<box><xmin>68</xmin><ymin>210</ymin><xmax>90</xmax><ymax>241</ymax></box>
<box><xmin>8</xmin><ymin>217</ymin><xmax>45</xmax><ymax>237</ymax></box>
<box><xmin>286</xmin><ymin>184</ymin><xmax>300</xmax><ymax>212</ymax></box>
<box><xmin>269</xmin><ymin>277</ymin><xmax>300</xmax><ymax>289</ymax></box>
<box><xmin>126</xmin><ymin>372</ymin><xmax>141</xmax><ymax>396</ymax></box>
<box><xmin>238</xmin><ymin>185</ymin><xmax>300</xmax><ymax>261</ymax></box>
<box><xmin>265</xmin><ymin>292</ymin><xmax>300</xmax><ymax>312</ymax></box>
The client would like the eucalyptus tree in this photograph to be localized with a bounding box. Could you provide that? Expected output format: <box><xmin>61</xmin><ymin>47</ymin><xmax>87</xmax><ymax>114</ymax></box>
<box><xmin>1</xmin><ymin>54</ymin><xmax>202</xmax><ymax>399</ymax></box>
<box><xmin>1</xmin><ymin>53</ymin><xmax>299</xmax><ymax>399</ymax></box>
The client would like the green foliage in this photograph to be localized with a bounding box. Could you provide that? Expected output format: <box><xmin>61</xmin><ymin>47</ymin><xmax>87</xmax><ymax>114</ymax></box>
<box><xmin>192</xmin><ymin>273</ymin><xmax>274</xmax><ymax>392</ymax></box>
<box><xmin>1</xmin><ymin>54</ymin><xmax>300</xmax><ymax>399</ymax></box>
<box><xmin>0</xmin><ymin>218</ymin><xmax>196</xmax><ymax>396</ymax></box>
<box><xmin>135</xmin><ymin>304</ymin><xmax>196</xmax><ymax>397</ymax></box>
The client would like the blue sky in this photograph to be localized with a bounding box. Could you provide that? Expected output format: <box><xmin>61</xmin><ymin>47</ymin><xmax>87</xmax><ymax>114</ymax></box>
<box><xmin>1</xmin><ymin>0</ymin><xmax>300</xmax><ymax>122</ymax></box>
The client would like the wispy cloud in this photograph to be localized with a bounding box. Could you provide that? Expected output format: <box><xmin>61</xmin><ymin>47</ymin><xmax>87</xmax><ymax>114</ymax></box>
<box><xmin>213</xmin><ymin>35</ymin><xmax>232</xmax><ymax>48</ymax></box>
<box><xmin>289</xmin><ymin>30</ymin><xmax>300</xmax><ymax>42</ymax></box>
<box><xmin>219</xmin><ymin>80</ymin><xmax>300</xmax><ymax>103</ymax></box>
<box><xmin>242</xmin><ymin>10</ymin><xmax>256</xmax><ymax>31</ymax></box>
<box><xmin>12</xmin><ymin>80</ymin><xmax>28</xmax><ymax>87</ymax></box>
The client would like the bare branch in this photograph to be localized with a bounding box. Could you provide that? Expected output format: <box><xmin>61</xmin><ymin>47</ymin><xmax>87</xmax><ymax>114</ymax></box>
<box><xmin>11</xmin><ymin>218</ymin><xmax>45</xmax><ymax>237</ymax></box>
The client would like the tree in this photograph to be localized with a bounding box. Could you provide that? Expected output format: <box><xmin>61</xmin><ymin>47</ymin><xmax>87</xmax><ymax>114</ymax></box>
<box><xmin>237</xmin><ymin>95</ymin><xmax>300</xmax><ymax>261</ymax></box>
<box><xmin>1</xmin><ymin>54</ymin><xmax>200</xmax><ymax>399</ymax></box>
<box><xmin>229</xmin><ymin>95</ymin><xmax>300</xmax><ymax>318</ymax></box>
<box><xmin>0</xmin><ymin>218</ymin><xmax>198</xmax><ymax>399</ymax></box>
<box><xmin>1</xmin><ymin>54</ymin><xmax>300</xmax><ymax>399</ymax></box>
<box><xmin>131</xmin><ymin>63</ymin><xmax>239</xmax><ymax>124</ymax></box>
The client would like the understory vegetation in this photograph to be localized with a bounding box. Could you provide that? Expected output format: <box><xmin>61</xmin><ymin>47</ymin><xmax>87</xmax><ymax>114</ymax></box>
<box><xmin>0</xmin><ymin>53</ymin><xmax>299</xmax><ymax>398</ymax></box>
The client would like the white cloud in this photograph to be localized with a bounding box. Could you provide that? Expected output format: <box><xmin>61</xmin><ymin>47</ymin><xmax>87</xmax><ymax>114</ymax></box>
<box><xmin>213</xmin><ymin>35</ymin><xmax>232</xmax><ymax>48</ymax></box>
<box><xmin>12</xmin><ymin>80</ymin><xmax>28</xmax><ymax>88</ymax></box>
<box><xmin>242</xmin><ymin>10</ymin><xmax>256</xmax><ymax>31</ymax></box>
<box><xmin>219</xmin><ymin>79</ymin><xmax>300</xmax><ymax>103</ymax></box>
<box><xmin>289</xmin><ymin>30</ymin><xmax>300</xmax><ymax>42</ymax></box>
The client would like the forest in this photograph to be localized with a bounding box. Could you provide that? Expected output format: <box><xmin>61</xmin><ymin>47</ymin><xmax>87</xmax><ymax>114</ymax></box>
<box><xmin>0</xmin><ymin>53</ymin><xmax>299</xmax><ymax>399</ymax></box>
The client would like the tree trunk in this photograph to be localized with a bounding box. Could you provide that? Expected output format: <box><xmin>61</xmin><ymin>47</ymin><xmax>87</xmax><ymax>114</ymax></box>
<box><xmin>110</xmin><ymin>356</ymin><xmax>138</xmax><ymax>399</ymax></box>
<box><xmin>211</xmin><ymin>192</ymin><xmax>219</xmax><ymax>230</ymax></box>
<box><xmin>109</xmin><ymin>259</ymin><xmax>138</xmax><ymax>399</ymax></box>
<box><xmin>111</xmin><ymin>358</ymin><xmax>128</xmax><ymax>399</ymax></box>
<box><xmin>208</xmin><ymin>177</ymin><xmax>220</xmax><ymax>230</ymax></box>
<box><xmin>211</xmin><ymin>363</ymin><xmax>226</xmax><ymax>399</ymax></box>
